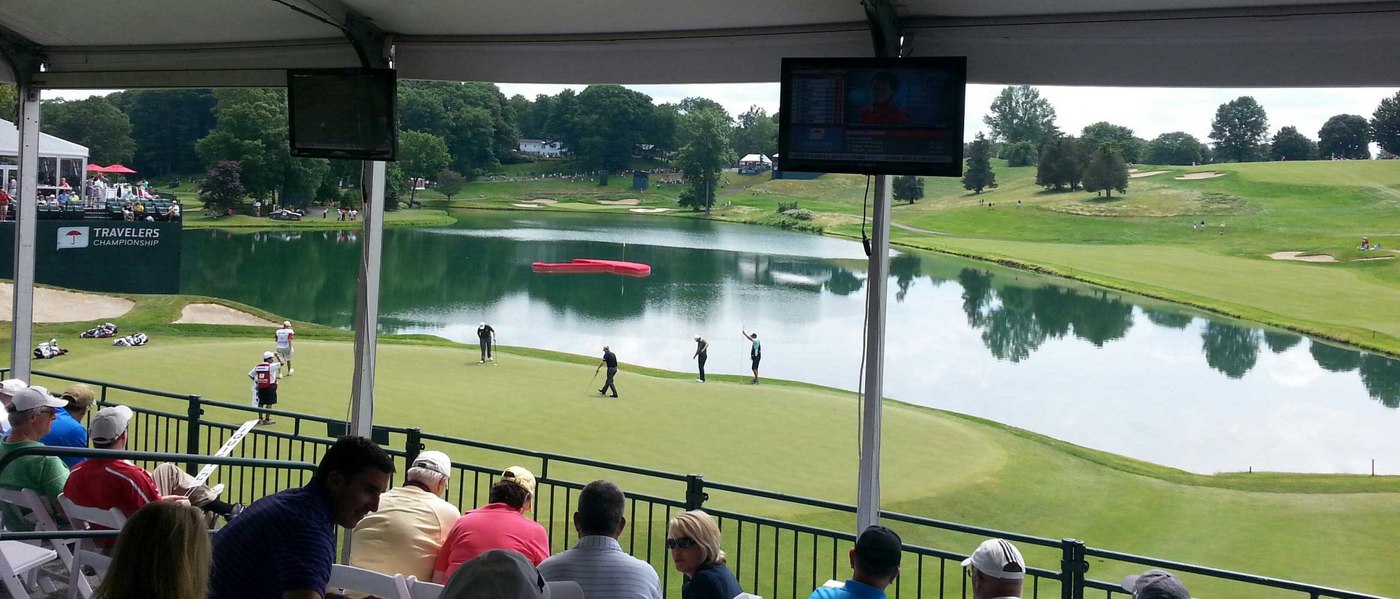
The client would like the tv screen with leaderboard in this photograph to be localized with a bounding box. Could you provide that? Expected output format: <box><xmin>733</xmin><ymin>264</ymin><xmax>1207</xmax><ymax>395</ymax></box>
<box><xmin>288</xmin><ymin>68</ymin><xmax>398</xmax><ymax>161</ymax></box>
<box><xmin>778</xmin><ymin>57</ymin><xmax>966</xmax><ymax>176</ymax></box>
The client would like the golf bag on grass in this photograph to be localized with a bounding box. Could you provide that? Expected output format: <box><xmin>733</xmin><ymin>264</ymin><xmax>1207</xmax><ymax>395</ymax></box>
<box><xmin>80</xmin><ymin>322</ymin><xmax>119</xmax><ymax>338</ymax></box>
<box><xmin>113</xmin><ymin>332</ymin><xmax>149</xmax><ymax>347</ymax></box>
<box><xmin>33</xmin><ymin>339</ymin><xmax>67</xmax><ymax>359</ymax></box>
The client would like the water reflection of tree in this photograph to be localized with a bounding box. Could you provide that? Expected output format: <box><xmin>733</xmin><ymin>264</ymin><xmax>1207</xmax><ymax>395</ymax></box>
<box><xmin>954</xmin><ymin>269</ymin><xmax>1134</xmax><ymax>362</ymax></box>
<box><xmin>889</xmin><ymin>253</ymin><xmax>922</xmax><ymax>302</ymax></box>
<box><xmin>957</xmin><ymin>269</ymin><xmax>994</xmax><ymax>327</ymax></box>
<box><xmin>1201</xmin><ymin>322</ymin><xmax>1261</xmax><ymax>379</ymax></box>
<box><xmin>1263</xmin><ymin>331</ymin><xmax>1302</xmax><ymax>353</ymax></box>
<box><xmin>1144</xmin><ymin>309</ymin><xmax>1193</xmax><ymax>329</ymax></box>
<box><xmin>1309</xmin><ymin>340</ymin><xmax>1361</xmax><ymax>372</ymax></box>
<box><xmin>824</xmin><ymin>269</ymin><xmax>864</xmax><ymax>296</ymax></box>
<box><xmin>1359</xmin><ymin>354</ymin><xmax>1400</xmax><ymax>408</ymax></box>
<box><xmin>980</xmin><ymin>286</ymin><xmax>1046</xmax><ymax>362</ymax></box>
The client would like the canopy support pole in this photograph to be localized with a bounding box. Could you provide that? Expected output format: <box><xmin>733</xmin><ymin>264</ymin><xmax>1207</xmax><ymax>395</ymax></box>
<box><xmin>348</xmin><ymin>161</ymin><xmax>387</xmax><ymax>439</ymax></box>
<box><xmin>855</xmin><ymin>0</ymin><xmax>902</xmax><ymax>533</ymax></box>
<box><xmin>8</xmin><ymin>81</ymin><xmax>41</xmax><ymax>381</ymax></box>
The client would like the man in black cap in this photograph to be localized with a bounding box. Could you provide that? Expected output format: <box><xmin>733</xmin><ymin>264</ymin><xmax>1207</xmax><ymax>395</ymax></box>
<box><xmin>807</xmin><ymin>525</ymin><xmax>902</xmax><ymax>599</ymax></box>
<box><xmin>1122</xmin><ymin>570</ymin><xmax>1191</xmax><ymax>599</ymax></box>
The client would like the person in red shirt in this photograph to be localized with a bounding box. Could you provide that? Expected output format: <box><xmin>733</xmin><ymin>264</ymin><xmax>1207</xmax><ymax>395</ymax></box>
<box><xmin>857</xmin><ymin>72</ymin><xmax>908</xmax><ymax>126</ymax></box>
<box><xmin>433</xmin><ymin>466</ymin><xmax>549</xmax><ymax>581</ymax></box>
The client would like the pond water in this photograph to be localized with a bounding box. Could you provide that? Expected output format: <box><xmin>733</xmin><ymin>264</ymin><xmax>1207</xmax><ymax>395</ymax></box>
<box><xmin>181</xmin><ymin>211</ymin><xmax>1400</xmax><ymax>475</ymax></box>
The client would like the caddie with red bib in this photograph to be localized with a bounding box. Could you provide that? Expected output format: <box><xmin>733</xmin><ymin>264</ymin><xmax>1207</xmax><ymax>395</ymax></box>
<box><xmin>248</xmin><ymin>351</ymin><xmax>281</xmax><ymax>425</ymax></box>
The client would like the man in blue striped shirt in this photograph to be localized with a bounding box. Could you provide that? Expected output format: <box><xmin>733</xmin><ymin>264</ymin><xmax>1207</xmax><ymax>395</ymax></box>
<box><xmin>539</xmin><ymin>480</ymin><xmax>662</xmax><ymax>599</ymax></box>
<box><xmin>209</xmin><ymin>436</ymin><xmax>395</xmax><ymax>599</ymax></box>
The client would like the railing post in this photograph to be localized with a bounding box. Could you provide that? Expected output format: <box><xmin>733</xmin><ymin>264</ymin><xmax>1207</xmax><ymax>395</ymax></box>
<box><xmin>403</xmin><ymin>427</ymin><xmax>423</xmax><ymax>485</ymax></box>
<box><xmin>185</xmin><ymin>395</ymin><xmax>203</xmax><ymax>474</ymax></box>
<box><xmin>684</xmin><ymin>474</ymin><xmax>708</xmax><ymax>510</ymax></box>
<box><xmin>1060</xmin><ymin>538</ymin><xmax>1088</xmax><ymax>599</ymax></box>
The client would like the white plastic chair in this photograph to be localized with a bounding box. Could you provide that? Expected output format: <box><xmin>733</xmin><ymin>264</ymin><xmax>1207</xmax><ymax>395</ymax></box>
<box><xmin>407</xmin><ymin>575</ymin><xmax>444</xmax><ymax>599</ymax></box>
<box><xmin>0</xmin><ymin>540</ymin><xmax>59</xmax><ymax>599</ymax></box>
<box><xmin>67</xmin><ymin>549</ymin><xmax>112</xmax><ymax>599</ymax></box>
<box><xmin>0</xmin><ymin>487</ymin><xmax>76</xmax><ymax>590</ymax></box>
<box><xmin>59</xmin><ymin>494</ymin><xmax>127</xmax><ymax>550</ymax></box>
<box><xmin>327</xmin><ymin>564</ymin><xmax>411</xmax><ymax>599</ymax></box>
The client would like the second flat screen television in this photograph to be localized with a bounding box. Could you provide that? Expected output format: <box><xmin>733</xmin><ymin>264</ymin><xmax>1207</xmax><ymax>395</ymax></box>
<box><xmin>778</xmin><ymin>57</ymin><xmax>966</xmax><ymax>177</ymax></box>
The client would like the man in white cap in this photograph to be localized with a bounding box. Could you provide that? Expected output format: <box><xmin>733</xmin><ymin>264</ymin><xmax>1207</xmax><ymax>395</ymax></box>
<box><xmin>434</xmin><ymin>466</ymin><xmax>549</xmax><ymax>581</ymax></box>
<box><xmin>962</xmin><ymin>538</ymin><xmax>1026</xmax><ymax>599</ymax></box>
<box><xmin>350</xmin><ymin>450</ymin><xmax>461</xmax><ymax>581</ymax></box>
<box><xmin>0</xmin><ymin>378</ymin><xmax>28</xmax><ymax>437</ymax></box>
<box><xmin>0</xmin><ymin>387</ymin><xmax>71</xmax><ymax>506</ymax></box>
<box><xmin>274</xmin><ymin>320</ymin><xmax>296</xmax><ymax>377</ymax></box>
<box><xmin>249</xmin><ymin>350</ymin><xmax>282</xmax><ymax>425</ymax></box>
<box><xmin>442</xmin><ymin>549</ymin><xmax>583</xmax><ymax>599</ymax></box>
<box><xmin>64</xmin><ymin>405</ymin><xmax>240</xmax><ymax>532</ymax></box>
<box><xmin>1121</xmin><ymin>570</ymin><xmax>1191</xmax><ymax>599</ymax></box>
<box><xmin>477</xmin><ymin>322</ymin><xmax>496</xmax><ymax>364</ymax></box>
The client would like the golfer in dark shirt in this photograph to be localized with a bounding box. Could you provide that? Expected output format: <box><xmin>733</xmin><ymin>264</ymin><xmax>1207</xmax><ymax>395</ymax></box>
<box><xmin>477</xmin><ymin>322</ymin><xmax>496</xmax><ymax>364</ymax></box>
<box><xmin>597</xmin><ymin>346</ymin><xmax>619</xmax><ymax>398</ymax></box>
<box><xmin>693</xmin><ymin>336</ymin><xmax>709</xmax><ymax>383</ymax></box>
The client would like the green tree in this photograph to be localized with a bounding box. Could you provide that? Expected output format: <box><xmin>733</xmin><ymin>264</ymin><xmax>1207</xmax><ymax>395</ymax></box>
<box><xmin>109</xmin><ymin>89</ymin><xmax>217</xmax><ymax>176</ymax></box>
<box><xmin>41</xmin><ymin>97</ymin><xmax>136</xmax><ymax>165</ymax></box>
<box><xmin>1269</xmin><ymin>126</ymin><xmax>1317</xmax><ymax>161</ymax></box>
<box><xmin>195</xmin><ymin>88</ymin><xmax>328</xmax><ymax>204</ymax></box>
<box><xmin>1372</xmin><ymin>91</ymin><xmax>1400</xmax><ymax>157</ymax></box>
<box><xmin>396</xmin><ymin>81</ymin><xmax>518</xmax><ymax>178</ymax></box>
<box><xmin>1144</xmin><ymin>132</ymin><xmax>1205</xmax><ymax>165</ymax></box>
<box><xmin>731</xmin><ymin>105</ymin><xmax>778</xmax><ymax>157</ymax></box>
<box><xmin>1210</xmin><ymin>96</ymin><xmax>1269</xmax><ymax>162</ymax></box>
<box><xmin>0</xmin><ymin>84</ymin><xmax>15</xmax><ymax>121</ymax></box>
<box><xmin>1080</xmin><ymin>122</ymin><xmax>1141</xmax><ymax>163</ymax></box>
<box><xmin>675</xmin><ymin>107</ymin><xmax>735</xmax><ymax>214</ymax></box>
<box><xmin>1082</xmin><ymin>144</ymin><xmax>1129</xmax><ymax>198</ymax></box>
<box><xmin>1317</xmin><ymin>114</ymin><xmax>1371</xmax><ymax>159</ymax></box>
<box><xmin>1035</xmin><ymin>136</ymin><xmax>1083</xmax><ymax>191</ymax></box>
<box><xmin>435</xmin><ymin>169</ymin><xmax>466</xmax><ymax>200</ymax></box>
<box><xmin>893</xmin><ymin>175</ymin><xmax>925</xmax><ymax>204</ymax></box>
<box><xmin>962</xmin><ymin>133</ymin><xmax>997</xmax><ymax>193</ymax></box>
<box><xmin>1000</xmin><ymin>141</ymin><xmax>1037</xmax><ymax>167</ymax></box>
<box><xmin>198</xmin><ymin>161</ymin><xmax>245</xmax><ymax>213</ymax></box>
<box><xmin>554</xmin><ymin>85</ymin><xmax>658</xmax><ymax>178</ymax></box>
<box><xmin>398</xmin><ymin>130</ymin><xmax>450</xmax><ymax>206</ymax></box>
<box><xmin>983</xmin><ymin>86</ymin><xmax>1059</xmax><ymax>146</ymax></box>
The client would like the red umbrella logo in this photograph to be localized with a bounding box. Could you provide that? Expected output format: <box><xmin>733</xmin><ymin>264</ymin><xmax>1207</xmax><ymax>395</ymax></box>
<box><xmin>57</xmin><ymin>227</ymin><xmax>89</xmax><ymax>249</ymax></box>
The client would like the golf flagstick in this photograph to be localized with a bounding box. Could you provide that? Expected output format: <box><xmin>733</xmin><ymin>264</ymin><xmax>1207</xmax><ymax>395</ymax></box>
<box><xmin>186</xmin><ymin>418</ymin><xmax>260</xmax><ymax>495</ymax></box>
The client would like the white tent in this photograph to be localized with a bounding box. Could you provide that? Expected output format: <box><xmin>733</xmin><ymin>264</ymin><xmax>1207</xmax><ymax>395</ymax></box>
<box><xmin>0</xmin><ymin>118</ymin><xmax>88</xmax><ymax>160</ymax></box>
<box><xmin>739</xmin><ymin>154</ymin><xmax>773</xmax><ymax>165</ymax></box>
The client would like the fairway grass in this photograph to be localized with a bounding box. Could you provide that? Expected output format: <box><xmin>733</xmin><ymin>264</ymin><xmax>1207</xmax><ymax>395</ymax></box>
<box><xmin>26</xmin><ymin>333</ymin><xmax>1400</xmax><ymax>597</ymax></box>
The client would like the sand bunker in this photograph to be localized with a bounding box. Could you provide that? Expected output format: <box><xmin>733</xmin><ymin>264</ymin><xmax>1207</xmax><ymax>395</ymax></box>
<box><xmin>629</xmin><ymin>207</ymin><xmax>673</xmax><ymax>213</ymax></box>
<box><xmin>0</xmin><ymin>283</ymin><xmax>134</xmax><ymax>323</ymax></box>
<box><xmin>525</xmin><ymin>198</ymin><xmax>557</xmax><ymax>204</ymax></box>
<box><xmin>1176</xmin><ymin>172</ymin><xmax>1227</xmax><ymax>180</ymax></box>
<box><xmin>598</xmin><ymin>199</ymin><xmax>641</xmax><ymax>206</ymax></box>
<box><xmin>1269</xmin><ymin>251</ymin><xmax>1338</xmax><ymax>263</ymax></box>
<box><xmin>175</xmin><ymin>303</ymin><xmax>278</xmax><ymax>327</ymax></box>
<box><xmin>511</xmin><ymin>203</ymin><xmax>545</xmax><ymax>208</ymax></box>
<box><xmin>1128</xmin><ymin>170</ymin><xmax>1168</xmax><ymax>178</ymax></box>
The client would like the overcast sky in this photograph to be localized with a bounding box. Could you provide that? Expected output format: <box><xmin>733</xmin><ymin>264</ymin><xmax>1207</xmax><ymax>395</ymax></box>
<box><xmin>50</xmin><ymin>83</ymin><xmax>1398</xmax><ymax>145</ymax></box>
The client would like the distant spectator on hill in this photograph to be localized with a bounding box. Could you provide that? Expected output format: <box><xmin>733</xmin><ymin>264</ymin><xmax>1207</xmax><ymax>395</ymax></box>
<box><xmin>808</xmin><ymin>526</ymin><xmax>903</xmax><ymax>599</ymax></box>
<box><xmin>434</xmin><ymin>466</ymin><xmax>549</xmax><ymax>581</ymax></box>
<box><xmin>0</xmin><ymin>386</ymin><xmax>71</xmax><ymax>528</ymax></box>
<box><xmin>1121</xmin><ymin>569</ymin><xmax>1190</xmax><ymax>599</ymax></box>
<box><xmin>41</xmin><ymin>384</ymin><xmax>96</xmax><ymax>467</ymax></box>
<box><xmin>669</xmin><ymin>509</ymin><xmax>743</xmax><ymax>599</ymax></box>
<box><xmin>210</xmin><ymin>435</ymin><xmax>395</xmax><ymax>599</ymax></box>
<box><xmin>350</xmin><ymin>450</ymin><xmax>460</xmax><ymax>581</ymax></box>
<box><xmin>963</xmin><ymin>538</ymin><xmax>1026</xmax><ymax>599</ymax></box>
<box><xmin>540</xmin><ymin>480</ymin><xmax>662</xmax><ymax>599</ymax></box>
<box><xmin>93</xmin><ymin>501</ymin><xmax>212</xmax><ymax>599</ymax></box>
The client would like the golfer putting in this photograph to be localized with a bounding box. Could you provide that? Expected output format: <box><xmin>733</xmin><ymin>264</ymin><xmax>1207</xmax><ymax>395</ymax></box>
<box><xmin>596</xmin><ymin>346</ymin><xmax>619</xmax><ymax>398</ymax></box>
<box><xmin>477</xmin><ymin>321</ymin><xmax>497</xmax><ymax>364</ymax></box>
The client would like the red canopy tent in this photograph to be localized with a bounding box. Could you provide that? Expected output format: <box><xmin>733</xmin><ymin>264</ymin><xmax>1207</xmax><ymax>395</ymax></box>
<box><xmin>85</xmin><ymin>164</ymin><xmax>108</xmax><ymax>173</ymax></box>
<box><xmin>103</xmin><ymin>164</ymin><xmax>137</xmax><ymax>174</ymax></box>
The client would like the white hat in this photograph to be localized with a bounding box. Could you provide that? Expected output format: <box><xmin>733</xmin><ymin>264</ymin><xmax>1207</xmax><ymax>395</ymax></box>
<box><xmin>263</xmin><ymin>351</ymin><xmax>275</xmax><ymax>360</ymax></box>
<box><xmin>90</xmin><ymin>405</ymin><xmax>134</xmax><ymax>444</ymax></box>
<box><xmin>412</xmin><ymin>450</ymin><xmax>452</xmax><ymax>476</ymax></box>
<box><xmin>0</xmin><ymin>379</ymin><xmax>27</xmax><ymax>406</ymax></box>
<box><xmin>962</xmin><ymin>538</ymin><xmax>1026</xmax><ymax>580</ymax></box>
<box><xmin>441</xmin><ymin>549</ymin><xmax>583</xmax><ymax>599</ymax></box>
<box><xmin>10</xmin><ymin>386</ymin><xmax>68</xmax><ymax>412</ymax></box>
<box><xmin>694</xmin><ymin>335</ymin><xmax>701</xmax><ymax>341</ymax></box>
<box><xmin>282</xmin><ymin>321</ymin><xmax>291</xmax><ymax>327</ymax></box>
<box><xmin>480</xmin><ymin>322</ymin><xmax>486</xmax><ymax>326</ymax></box>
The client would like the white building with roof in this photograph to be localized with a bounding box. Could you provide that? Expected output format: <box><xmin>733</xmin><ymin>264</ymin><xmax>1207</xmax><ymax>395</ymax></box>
<box><xmin>519</xmin><ymin>138</ymin><xmax>565</xmax><ymax>157</ymax></box>
<box><xmin>0</xmin><ymin>118</ymin><xmax>89</xmax><ymax>194</ymax></box>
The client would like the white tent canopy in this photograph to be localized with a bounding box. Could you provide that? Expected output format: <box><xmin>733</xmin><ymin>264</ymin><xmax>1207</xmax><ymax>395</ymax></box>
<box><xmin>739</xmin><ymin>154</ymin><xmax>772</xmax><ymax>165</ymax></box>
<box><xmin>0</xmin><ymin>118</ymin><xmax>87</xmax><ymax>159</ymax></box>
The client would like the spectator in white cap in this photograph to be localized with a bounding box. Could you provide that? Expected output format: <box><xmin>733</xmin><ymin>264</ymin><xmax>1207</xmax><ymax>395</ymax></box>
<box><xmin>442</xmin><ymin>549</ymin><xmax>583</xmax><ymax>599</ymax></box>
<box><xmin>350</xmin><ymin>449</ymin><xmax>461</xmax><ymax>581</ymax></box>
<box><xmin>0</xmin><ymin>387</ymin><xmax>70</xmax><ymax>527</ymax></box>
<box><xmin>962</xmin><ymin>538</ymin><xmax>1026</xmax><ymax>599</ymax></box>
<box><xmin>1121</xmin><ymin>570</ymin><xmax>1191</xmax><ymax>599</ymax></box>
<box><xmin>64</xmin><ymin>405</ymin><xmax>240</xmax><ymax>535</ymax></box>
<box><xmin>0</xmin><ymin>378</ymin><xmax>28</xmax><ymax>437</ymax></box>
<box><xmin>435</xmin><ymin>466</ymin><xmax>549</xmax><ymax>581</ymax></box>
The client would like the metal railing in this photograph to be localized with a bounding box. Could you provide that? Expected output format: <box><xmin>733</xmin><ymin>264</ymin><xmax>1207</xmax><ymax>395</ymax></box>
<box><xmin>16</xmin><ymin>369</ymin><xmax>1391</xmax><ymax>599</ymax></box>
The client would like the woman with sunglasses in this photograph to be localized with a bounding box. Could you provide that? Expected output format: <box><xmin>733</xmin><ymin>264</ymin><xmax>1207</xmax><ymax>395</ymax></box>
<box><xmin>668</xmin><ymin>510</ymin><xmax>744</xmax><ymax>599</ymax></box>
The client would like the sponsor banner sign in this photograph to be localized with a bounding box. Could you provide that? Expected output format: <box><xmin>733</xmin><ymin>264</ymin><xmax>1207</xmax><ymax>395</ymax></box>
<box><xmin>0</xmin><ymin>220</ymin><xmax>182</xmax><ymax>293</ymax></box>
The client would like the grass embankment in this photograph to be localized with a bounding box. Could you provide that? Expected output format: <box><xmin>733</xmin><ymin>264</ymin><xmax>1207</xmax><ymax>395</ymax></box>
<box><xmin>422</xmin><ymin>160</ymin><xmax>1400</xmax><ymax>356</ymax></box>
<box><xmin>10</xmin><ymin>293</ymin><xmax>1399</xmax><ymax>596</ymax></box>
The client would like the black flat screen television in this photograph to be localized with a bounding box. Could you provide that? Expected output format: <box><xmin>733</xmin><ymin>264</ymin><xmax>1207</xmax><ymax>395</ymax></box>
<box><xmin>778</xmin><ymin>57</ymin><xmax>966</xmax><ymax>176</ymax></box>
<box><xmin>287</xmin><ymin>68</ymin><xmax>398</xmax><ymax>161</ymax></box>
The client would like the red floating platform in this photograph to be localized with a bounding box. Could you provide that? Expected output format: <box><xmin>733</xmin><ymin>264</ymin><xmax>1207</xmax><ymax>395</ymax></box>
<box><xmin>531</xmin><ymin>258</ymin><xmax>652</xmax><ymax>278</ymax></box>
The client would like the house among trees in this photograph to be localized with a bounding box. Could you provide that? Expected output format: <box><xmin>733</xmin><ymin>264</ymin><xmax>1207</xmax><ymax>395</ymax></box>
<box><xmin>518</xmin><ymin>138</ymin><xmax>566</xmax><ymax>157</ymax></box>
<box><xmin>637</xmin><ymin>143</ymin><xmax>675</xmax><ymax>160</ymax></box>
<box><xmin>737</xmin><ymin>153</ymin><xmax>773</xmax><ymax>174</ymax></box>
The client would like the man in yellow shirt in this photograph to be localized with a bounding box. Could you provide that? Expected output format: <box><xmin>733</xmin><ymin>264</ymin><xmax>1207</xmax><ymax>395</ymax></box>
<box><xmin>348</xmin><ymin>450</ymin><xmax>460</xmax><ymax>580</ymax></box>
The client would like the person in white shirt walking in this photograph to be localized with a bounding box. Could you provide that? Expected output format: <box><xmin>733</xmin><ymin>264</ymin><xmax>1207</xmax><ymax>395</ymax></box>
<box><xmin>274</xmin><ymin>321</ymin><xmax>295</xmax><ymax>378</ymax></box>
